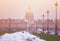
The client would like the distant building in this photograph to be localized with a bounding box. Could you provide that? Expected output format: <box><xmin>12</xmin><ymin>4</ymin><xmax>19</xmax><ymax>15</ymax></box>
<box><xmin>0</xmin><ymin>18</ymin><xmax>60</xmax><ymax>32</ymax></box>
<box><xmin>25</xmin><ymin>6</ymin><xmax>34</xmax><ymax>21</ymax></box>
<box><xmin>0</xmin><ymin>18</ymin><xmax>27</xmax><ymax>32</ymax></box>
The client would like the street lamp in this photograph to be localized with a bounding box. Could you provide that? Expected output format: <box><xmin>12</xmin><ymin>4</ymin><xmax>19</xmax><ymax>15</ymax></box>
<box><xmin>8</xmin><ymin>18</ymin><xmax>11</xmax><ymax>32</ymax></box>
<box><xmin>42</xmin><ymin>14</ymin><xmax>44</xmax><ymax>33</ymax></box>
<box><xmin>47</xmin><ymin>10</ymin><xmax>49</xmax><ymax>34</ymax></box>
<box><xmin>35</xmin><ymin>21</ymin><xmax>37</xmax><ymax>32</ymax></box>
<box><xmin>55</xmin><ymin>1</ymin><xmax>58</xmax><ymax>35</ymax></box>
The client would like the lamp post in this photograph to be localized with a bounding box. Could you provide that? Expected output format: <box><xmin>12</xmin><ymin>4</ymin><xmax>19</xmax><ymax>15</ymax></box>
<box><xmin>42</xmin><ymin>14</ymin><xmax>44</xmax><ymax>33</ymax></box>
<box><xmin>8</xmin><ymin>18</ymin><xmax>11</xmax><ymax>32</ymax></box>
<box><xmin>55</xmin><ymin>1</ymin><xmax>58</xmax><ymax>35</ymax></box>
<box><xmin>47</xmin><ymin>10</ymin><xmax>49</xmax><ymax>33</ymax></box>
<box><xmin>35</xmin><ymin>21</ymin><xmax>37</xmax><ymax>32</ymax></box>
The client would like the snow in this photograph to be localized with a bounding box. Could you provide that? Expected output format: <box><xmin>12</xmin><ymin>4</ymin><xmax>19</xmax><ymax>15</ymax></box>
<box><xmin>0</xmin><ymin>31</ymin><xmax>46</xmax><ymax>41</ymax></box>
<box><xmin>37</xmin><ymin>29</ymin><xmax>43</xmax><ymax>33</ymax></box>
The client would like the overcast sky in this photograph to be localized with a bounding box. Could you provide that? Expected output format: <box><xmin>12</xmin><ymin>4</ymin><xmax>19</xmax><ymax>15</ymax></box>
<box><xmin>0</xmin><ymin>0</ymin><xmax>60</xmax><ymax>20</ymax></box>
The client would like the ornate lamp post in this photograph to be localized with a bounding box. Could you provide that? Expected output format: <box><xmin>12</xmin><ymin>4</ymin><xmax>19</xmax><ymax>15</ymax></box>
<box><xmin>42</xmin><ymin>14</ymin><xmax>44</xmax><ymax>33</ymax></box>
<box><xmin>55</xmin><ymin>1</ymin><xmax>58</xmax><ymax>35</ymax></box>
<box><xmin>8</xmin><ymin>18</ymin><xmax>11</xmax><ymax>32</ymax></box>
<box><xmin>35</xmin><ymin>21</ymin><xmax>37</xmax><ymax>32</ymax></box>
<box><xmin>47</xmin><ymin>10</ymin><xmax>49</xmax><ymax>34</ymax></box>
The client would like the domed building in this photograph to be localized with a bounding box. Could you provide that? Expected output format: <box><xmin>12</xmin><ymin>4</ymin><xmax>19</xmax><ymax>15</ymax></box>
<box><xmin>25</xmin><ymin>6</ymin><xmax>35</xmax><ymax>31</ymax></box>
<box><xmin>25</xmin><ymin>6</ymin><xmax>34</xmax><ymax>21</ymax></box>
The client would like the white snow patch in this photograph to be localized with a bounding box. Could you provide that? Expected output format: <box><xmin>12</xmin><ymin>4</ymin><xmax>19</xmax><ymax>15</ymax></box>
<box><xmin>0</xmin><ymin>31</ymin><xmax>46</xmax><ymax>41</ymax></box>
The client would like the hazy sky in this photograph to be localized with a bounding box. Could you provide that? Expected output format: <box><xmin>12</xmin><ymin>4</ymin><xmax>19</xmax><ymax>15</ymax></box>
<box><xmin>0</xmin><ymin>0</ymin><xmax>60</xmax><ymax>19</ymax></box>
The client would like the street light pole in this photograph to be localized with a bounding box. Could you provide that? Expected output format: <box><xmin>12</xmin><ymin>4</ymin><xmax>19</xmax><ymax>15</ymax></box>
<box><xmin>42</xmin><ymin>14</ymin><xmax>44</xmax><ymax>33</ymax></box>
<box><xmin>35</xmin><ymin>21</ymin><xmax>37</xmax><ymax>32</ymax></box>
<box><xmin>55</xmin><ymin>1</ymin><xmax>58</xmax><ymax>35</ymax></box>
<box><xmin>9</xmin><ymin>18</ymin><xmax>11</xmax><ymax>32</ymax></box>
<box><xmin>47</xmin><ymin>10</ymin><xmax>49</xmax><ymax>34</ymax></box>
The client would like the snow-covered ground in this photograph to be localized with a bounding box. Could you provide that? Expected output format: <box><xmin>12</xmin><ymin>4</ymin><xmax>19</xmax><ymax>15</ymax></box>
<box><xmin>0</xmin><ymin>31</ymin><xmax>46</xmax><ymax>41</ymax></box>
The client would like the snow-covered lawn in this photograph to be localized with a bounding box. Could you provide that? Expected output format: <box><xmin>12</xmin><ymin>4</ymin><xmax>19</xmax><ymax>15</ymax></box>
<box><xmin>0</xmin><ymin>31</ymin><xmax>46</xmax><ymax>41</ymax></box>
